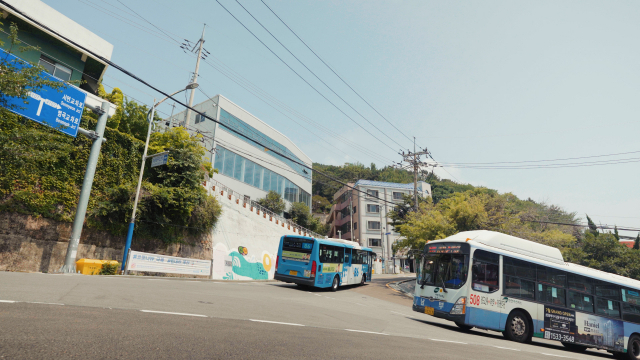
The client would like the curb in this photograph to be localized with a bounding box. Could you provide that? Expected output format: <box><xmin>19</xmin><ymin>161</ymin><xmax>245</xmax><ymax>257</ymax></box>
<box><xmin>102</xmin><ymin>275</ymin><xmax>278</xmax><ymax>283</ymax></box>
<box><xmin>386</xmin><ymin>278</ymin><xmax>415</xmax><ymax>298</ymax></box>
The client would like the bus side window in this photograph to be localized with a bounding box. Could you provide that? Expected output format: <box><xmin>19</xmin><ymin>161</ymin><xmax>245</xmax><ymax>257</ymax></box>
<box><xmin>471</xmin><ymin>250</ymin><xmax>499</xmax><ymax>293</ymax></box>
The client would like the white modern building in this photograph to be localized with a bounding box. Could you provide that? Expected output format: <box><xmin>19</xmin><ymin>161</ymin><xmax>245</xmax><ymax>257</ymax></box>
<box><xmin>167</xmin><ymin>95</ymin><xmax>312</xmax><ymax>211</ymax></box>
<box><xmin>327</xmin><ymin>179</ymin><xmax>431</xmax><ymax>269</ymax></box>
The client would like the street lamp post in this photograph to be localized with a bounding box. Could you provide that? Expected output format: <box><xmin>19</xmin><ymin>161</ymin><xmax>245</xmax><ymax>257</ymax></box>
<box><xmin>120</xmin><ymin>83</ymin><xmax>199</xmax><ymax>272</ymax></box>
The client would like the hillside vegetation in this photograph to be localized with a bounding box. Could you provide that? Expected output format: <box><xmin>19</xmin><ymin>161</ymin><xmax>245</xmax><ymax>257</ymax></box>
<box><xmin>312</xmin><ymin>162</ymin><xmax>640</xmax><ymax>280</ymax></box>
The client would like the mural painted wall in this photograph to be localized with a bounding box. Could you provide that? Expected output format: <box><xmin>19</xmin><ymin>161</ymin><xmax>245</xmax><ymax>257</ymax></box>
<box><xmin>209</xmin><ymin>185</ymin><xmax>304</xmax><ymax>280</ymax></box>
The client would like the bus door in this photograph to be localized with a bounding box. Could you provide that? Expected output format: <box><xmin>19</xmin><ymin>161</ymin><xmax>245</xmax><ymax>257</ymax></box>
<box><xmin>343</xmin><ymin>248</ymin><xmax>352</xmax><ymax>285</ymax></box>
<box><xmin>367</xmin><ymin>252</ymin><xmax>373</xmax><ymax>279</ymax></box>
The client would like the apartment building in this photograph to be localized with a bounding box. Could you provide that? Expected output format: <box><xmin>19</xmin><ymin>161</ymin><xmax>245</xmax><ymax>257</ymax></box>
<box><xmin>327</xmin><ymin>179</ymin><xmax>431</xmax><ymax>268</ymax></box>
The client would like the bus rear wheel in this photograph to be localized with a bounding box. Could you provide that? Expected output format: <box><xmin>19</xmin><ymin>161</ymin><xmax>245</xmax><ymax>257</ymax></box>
<box><xmin>504</xmin><ymin>310</ymin><xmax>531</xmax><ymax>343</ymax></box>
<box><xmin>331</xmin><ymin>276</ymin><xmax>339</xmax><ymax>292</ymax></box>
<box><xmin>626</xmin><ymin>334</ymin><xmax>640</xmax><ymax>360</ymax></box>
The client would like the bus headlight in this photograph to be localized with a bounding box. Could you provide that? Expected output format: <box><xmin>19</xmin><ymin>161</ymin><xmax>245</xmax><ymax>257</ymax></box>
<box><xmin>449</xmin><ymin>296</ymin><xmax>466</xmax><ymax>315</ymax></box>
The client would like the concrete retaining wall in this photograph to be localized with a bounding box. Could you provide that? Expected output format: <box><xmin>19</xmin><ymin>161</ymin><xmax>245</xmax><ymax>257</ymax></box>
<box><xmin>207</xmin><ymin>182</ymin><xmax>315</xmax><ymax>280</ymax></box>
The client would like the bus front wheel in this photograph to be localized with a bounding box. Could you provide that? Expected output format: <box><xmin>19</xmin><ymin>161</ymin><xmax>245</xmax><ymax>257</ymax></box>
<box><xmin>504</xmin><ymin>310</ymin><xmax>531</xmax><ymax>343</ymax></box>
<box><xmin>360</xmin><ymin>275</ymin><xmax>366</xmax><ymax>285</ymax></box>
<box><xmin>331</xmin><ymin>276</ymin><xmax>339</xmax><ymax>292</ymax></box>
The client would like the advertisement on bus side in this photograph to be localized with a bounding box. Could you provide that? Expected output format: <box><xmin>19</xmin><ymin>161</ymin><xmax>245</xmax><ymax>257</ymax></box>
<box><xmin>543</xmin><ymin>305</ymin><xmax>624</xmax><ymax>351</ymax></box>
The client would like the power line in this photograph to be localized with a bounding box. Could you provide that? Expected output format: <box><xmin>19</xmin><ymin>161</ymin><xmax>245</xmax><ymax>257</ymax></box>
<box><xmin>259</xmin><ymin>0</ymin><xmax>415</xmax><ymax>145</ymax></box>
<box><xmin>439</xmin><ymin>157</ymin><xmax>640</xmax><ymax>169</ymax></box>
<box><xmin>113</xmin><ymin>0</ymin><xmax>182</xmax><ymax>45</ymax></box>
<box><xmin>438</xmin><ymin>149</ymin><xmax>640</xmax><ymax>166</ymax></box>
<box><xmin>234</xmin><ymin>0</ymin><xmax>406</xmax><ymax>150</ymax></box>
<box><xmin>213</xmin><ymin>0</ymin><xmax>399</xmax><ymax>154</ymax></box>
<box><xmin>0</xmin><ymin>0</ymin><xmax>426</xmax><ymax>209</ymax></box>
<box><xmin>72</xmin><ymin>0</ymin><xmax>394</xmax><ymax>164</ymax></box>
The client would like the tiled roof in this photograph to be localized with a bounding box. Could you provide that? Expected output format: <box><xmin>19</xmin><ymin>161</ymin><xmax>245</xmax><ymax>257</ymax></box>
<box><xmin>354</xmin><ymin>179</ymin><xmax>425</xmax><ymax>190</ymax></box>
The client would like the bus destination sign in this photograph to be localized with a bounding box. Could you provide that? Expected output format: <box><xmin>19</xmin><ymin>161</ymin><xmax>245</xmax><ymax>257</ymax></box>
<box><xmin>427</xmin><ymin>243</ymin><xmax>464</xmax><ymax>254</ymax></box>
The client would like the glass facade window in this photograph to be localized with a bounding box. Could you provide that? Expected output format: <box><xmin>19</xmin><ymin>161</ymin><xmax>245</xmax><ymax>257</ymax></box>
<box><xmin>218</xmin><ymin>108</ymin><xmax>311</xmax><ymax>182</ymax></box>
<box><xmin>213</xmin><ymin>146</ymin><xmax>311</xmax><ymax>208</ymax></box>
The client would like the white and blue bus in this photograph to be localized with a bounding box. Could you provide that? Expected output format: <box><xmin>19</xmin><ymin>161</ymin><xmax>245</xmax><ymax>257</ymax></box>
<box><xmin>274</xmin><ymin>236</ymin><xmax>375</xmax><ymax>291</ymax></box>
<box><xmin>414</xmin><ymin>230</ymin><xmax>640</xmax><ymax>359</ymax></box>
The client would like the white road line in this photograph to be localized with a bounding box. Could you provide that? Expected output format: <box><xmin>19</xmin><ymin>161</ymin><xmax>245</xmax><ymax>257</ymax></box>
<box><xmin>390</xmin><ymin>311</ymin><xmax>411</xmax><ymax>316</ymax></box>
<box><xmin>493</xmin><ymin>346</ymin><xmax>520</xmax><ymax>351</ymax></box>
<box><xmin>186</xmin><ymin>281</ymin><xmax>200</xmax><ymax>283</ymax></box>
<box><xmin>354</xmin><ymin>303</ymin><xmax>366</xmax><ymax>306</ymax></box>
<box><xmin>0</xmin><ymin>300</ymin><xmax>16</xmax><ymax>303</ymax></box>
<box><xmin>140</xmin><ymin>310</ymin><xmax>207</xmax><ymax>317</ymax></box>
<box><xmin>541</xmin><ymin>354</ymin><xmax>571</xmax><ymax>358</ymax></box>
<box><xmin>324</xmin><ymin>296</ymin><xmax>335</xmax><ymax>299</ymax></box>
<box><xmin>28</xmin><ymin>302</ymin><xmax>64</xmax><ymax>306</ymax></box>
<box><xmin>147</xmin><ymin>279</ymin><xmax>169</xmax><ymax>281</ymax></box>
<box><xmin>313</xmin><ymin>294</ymin><xmax>321</xmax><ymax>297</ymax></box>
<box><xmin>345</xmin><ymin>329</ymin><xmax>388</xmax><ymax>335</ymax></box>
<box><xmin>249</xmin><ymin>319</ymin><xmax>305</xmax><ymax>326</ymax></box>
<box><xmin>429</xmin><ymin>339</ymin><xmax>467</xmax><ymax>344</ymax></box>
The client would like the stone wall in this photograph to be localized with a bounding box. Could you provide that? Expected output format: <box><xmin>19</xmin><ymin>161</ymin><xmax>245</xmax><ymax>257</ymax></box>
<box><xmin>0</xmin><ymin>212</ymin><xmax>212</xmax><ymax>273</ymax></box>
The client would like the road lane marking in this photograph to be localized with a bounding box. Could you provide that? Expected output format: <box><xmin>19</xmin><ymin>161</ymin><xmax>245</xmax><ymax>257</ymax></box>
<box><xmin>324</xmin><ymin>296</ymin><xmax>335</xmax><ymax>299</ymax></box>
<box><xmin>0</xmin><ymin>300</ymin><xmax>16</xmax><ymax>303</ymax></box>
<box><xmin>390</xmin><ymin>311</ymin><xmax>412</xmax><ymax>316</ymax></box>
<box><xmin>354</xmin><ymin>303</ymin><xmax>366</xmax><ymax>306</ymax></box>
<box><xmin>541</xmin><ymin>354</ymin><xmax>571</xmax><ymax>358</ymax></box>
<box><xmin>140</xmin><ymin>310</ymin><xmax>207</xmax><ymax>317</ymax></box>
<box><xmin>249</xmin><ymin>319</ymin><xmax>305</xmax><ymax>326</ymax></box>
<box><xmin>147</xmin><ymin>279</ymin><xmax>169</xmax><ymax>281</ymax></box>
<box><xmin>345</xmin><ymin>329</ymin><xmax>388</xmax><ymax>335</ymax></box>
<box><xmin>429</xmin><ymin>339</ymin><xmax>467</xmax><ymax>344</ymax></box>
<box><xmin>493</xmin><ymin>346</ymin><xmax>520</xmax><ymax>351</ymax></box>
<box><xmin>29</xmin><ymin>302</ymin><xmax>64</xmax><ymax>306</ymax></box>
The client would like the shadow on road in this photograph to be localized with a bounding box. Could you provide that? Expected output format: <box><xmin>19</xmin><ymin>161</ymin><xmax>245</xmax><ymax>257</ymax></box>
<box><xmin>409</xmin><ymin>317</ymin><xmax>614</xmax><ymax>359</ymax></box>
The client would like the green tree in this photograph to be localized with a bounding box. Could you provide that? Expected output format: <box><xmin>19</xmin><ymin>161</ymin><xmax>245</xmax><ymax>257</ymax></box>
<box><xmin>586</xmin><ymin>214</ymin><xmax>599</xmax><ymax>237</ymax></box>
<box><xmin>634</xmin><ymin>233</ymin><xmax>640</xmax><ymax>250</ymax></box>
<box><xmin>311</xmin><ymin>195</ymin><xmax>331</xmax><ymax>214</ymax></box>
<box><xmin>614</xmin><ymin>226</ymin><xmax>620</xmax><ymax>241</ymax></box>
<box><xmin>289</xmin><ymin>202</ymin><xmax>311</xmax><ymax>228</ymax></box>
<box><xmin>257</xmin><ymin>191</ymin><xmax>285</xmax><ymax>214</ymax></box>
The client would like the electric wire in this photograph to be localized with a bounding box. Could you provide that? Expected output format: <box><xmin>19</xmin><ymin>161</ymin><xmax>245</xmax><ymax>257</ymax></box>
<box><xmin>234</xmin><ymin>0</ymin><xmax>406</xmax><ymax>150</ymax></box>
<box><xmin>435</xmin><ymin>150</ymin><xmax>640</xmax><ymax>166</ymax></box>
<box><xmin>72</xmin><ymin>0</ymin><xmax>394</xmax><ymax>164</ymax></box>
<box><xmin>259</xmin><ymin>0</ymin><xmax>415</xmax><ymax>144</ymax></box>
<box><xmin>213</xmin><ymin>0</ymin><xmax>399</xmax><ymax>154</ymax></box>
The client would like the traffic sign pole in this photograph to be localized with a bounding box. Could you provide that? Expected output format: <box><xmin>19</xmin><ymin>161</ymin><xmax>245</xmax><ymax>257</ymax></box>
<box><xmin>121</xmin><ymin>99</ymin><xmax>155</xmax><ymax>272</ymax></box>
<box><xmin>59</xmin><ymin>101</ymin><xmax>110</xmax><ymax>273</ymax></box>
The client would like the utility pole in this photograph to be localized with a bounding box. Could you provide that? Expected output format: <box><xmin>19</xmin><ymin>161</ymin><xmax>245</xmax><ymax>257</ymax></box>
<box><xmin>395</xmin><ymin>138</ymin><xmax>433</xmax><ymax>212</ymax></box>
<box><xmin>379</xmin><ymin>196</ymin><xmax>385</xmax><ymax>274</ymax></box>
<box><xmin>183</xmin><ymin>25</ymin><xmax>207</xmax><ymax>127</ymax></box>
<box><xmin>349</xmin><ymin>190</ymin><xmax>354</xmax><ymax>242</ymax></box>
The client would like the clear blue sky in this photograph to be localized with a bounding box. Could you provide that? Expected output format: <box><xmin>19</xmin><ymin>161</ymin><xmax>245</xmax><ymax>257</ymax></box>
<box><xmin>44</xmin><ymin>0</ymin><xmax>640</xmax><ymax>235</ymax></box>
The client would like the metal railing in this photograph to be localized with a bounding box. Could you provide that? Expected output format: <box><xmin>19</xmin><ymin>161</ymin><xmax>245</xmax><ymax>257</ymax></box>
<box><xmin>208</xmin><ymin>179</ymin><xmax>326</xmax><ymax>239</ymax></box>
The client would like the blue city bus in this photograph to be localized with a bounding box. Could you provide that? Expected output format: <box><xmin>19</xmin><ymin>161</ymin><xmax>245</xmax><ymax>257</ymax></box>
<box><xmin>274</xmin><ymin>235</ymin><xmax>375</xmax><ymax>291</ymax></box>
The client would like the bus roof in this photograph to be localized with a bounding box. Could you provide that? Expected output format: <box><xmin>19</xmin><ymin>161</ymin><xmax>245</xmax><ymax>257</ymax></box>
<box><xmin>429</xmin><ymin>230</ymin><xmax>640</xmax><ymax>291</ymax></box>
<box><xmin>283</xmin><ymin>235</ymin><xmax>373</xmax><ymax>251</ymax></box>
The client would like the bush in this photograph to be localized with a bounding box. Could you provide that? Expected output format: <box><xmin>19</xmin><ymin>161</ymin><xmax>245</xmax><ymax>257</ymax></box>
<box><xmin>99</xmin><ymin>262</ymin><xmax>119</xmax><ymax>275</ymax></box>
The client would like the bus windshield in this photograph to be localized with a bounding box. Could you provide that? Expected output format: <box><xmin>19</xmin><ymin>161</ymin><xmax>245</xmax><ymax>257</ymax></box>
<box><xmin>420</xmin><ymin>253</ymin><xmax>469</xmax><ymax>289</ymax></box>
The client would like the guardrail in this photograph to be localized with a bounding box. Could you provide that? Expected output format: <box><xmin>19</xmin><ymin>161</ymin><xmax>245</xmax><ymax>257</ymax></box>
<box><xmin>208</xmin><ymin>178</ymin><xmax>326</xmax><ymax>239</ymax></box>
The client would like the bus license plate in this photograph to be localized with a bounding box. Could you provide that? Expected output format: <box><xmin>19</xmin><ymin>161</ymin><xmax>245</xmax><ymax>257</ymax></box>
<box><xmin>424</xmin><ymin>306</ymin><xmax>434</xmax><ymax>315</ymax></box>
<box><xmin>289</xmin><ymin>270</ymin><xmax>297</xmax><ymax>276</ymax></box>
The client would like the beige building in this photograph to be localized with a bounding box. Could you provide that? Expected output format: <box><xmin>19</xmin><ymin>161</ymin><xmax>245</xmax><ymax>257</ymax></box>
<box><xmin>327</xmin><ymin>180</ymin><xmax>431</xmax><ymax>269</ymax></box>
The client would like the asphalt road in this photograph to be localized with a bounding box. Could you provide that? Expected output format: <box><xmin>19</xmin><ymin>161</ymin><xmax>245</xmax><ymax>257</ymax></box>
<box><xmin>0</xmin><ymin>272</ymin><xmax>616</xmax><ymax>359</ymax></box>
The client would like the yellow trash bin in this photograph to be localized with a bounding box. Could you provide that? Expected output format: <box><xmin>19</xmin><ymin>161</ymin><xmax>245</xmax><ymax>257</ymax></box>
<box><xmin>76</xmin><ymin>259</ymin><xmax>103</xmax><ymax>275</ymax></box>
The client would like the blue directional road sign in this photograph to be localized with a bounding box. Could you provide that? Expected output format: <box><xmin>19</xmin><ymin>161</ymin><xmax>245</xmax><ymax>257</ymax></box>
<box><xmin>0</xmin><ymin>48</ymin><xmax>86</xmax><ymax>137</ymax></box>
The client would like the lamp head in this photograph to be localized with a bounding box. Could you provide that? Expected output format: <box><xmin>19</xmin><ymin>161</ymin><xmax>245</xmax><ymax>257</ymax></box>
<box><xmin>185</xmin><ymin>83</ymin><xmax>199</xmax><ymax>90</ymax></box>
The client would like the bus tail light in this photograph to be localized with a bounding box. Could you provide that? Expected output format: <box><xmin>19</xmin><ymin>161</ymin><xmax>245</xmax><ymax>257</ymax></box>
<box><xmin>311</xmin><ymin>261</ymin><xmax>317</xmax><ymax>278</ymax></box>
<box><xmin>450</xmin><ymin>296</ymin><xmax>466</xmax><ymax>315</ymax></box>
<box><xmin>275</xmin><ymin>256</ymin><xmax>279</xmax><ymax>272</ymax></box>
